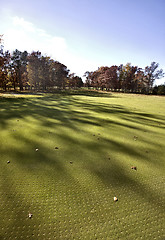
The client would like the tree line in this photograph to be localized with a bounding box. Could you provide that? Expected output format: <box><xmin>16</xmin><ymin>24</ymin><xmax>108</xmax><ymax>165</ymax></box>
<box><xmin>84</xmin><ymin>63</ymin><xmax>164</xmax><ymax>94</ymax></box>
<box><xmin>0</xmin><ymin>36</ymin><xmax>83</xmax><ymax>91</ymax></box>
<box><xmin>0</xmin><ymin>35</ymin><xmax>164</xmax><ymax>94</ymax></box>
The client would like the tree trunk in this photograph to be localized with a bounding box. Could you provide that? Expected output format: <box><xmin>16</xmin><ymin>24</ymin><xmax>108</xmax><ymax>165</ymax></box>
<box><xmin>18</xmin><ymin>70</ymin><xmax>23</xmax><ymax>91</ymax></box>
<box><xmin>13</xmin><ymin>82</ymin><xmax>16</xmax><ymax>91</ymax></box>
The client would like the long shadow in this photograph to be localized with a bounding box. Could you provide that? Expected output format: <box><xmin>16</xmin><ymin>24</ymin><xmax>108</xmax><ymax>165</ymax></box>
<box><xmin>0</xmin><ymin>93</ymin><xmax>165</xmax><ymax>212</ymax></box>
<box><xmin>62</xmin><ymin>89</ymin><xmax>115</xmax><ymax>98</ymax></box>
<box><xmin>0</xmin><ymin>94</ymin><xmax>165</xmax><ymax>158</ymax></box>
<box><xmin>70</xmin><ymin>97</ymin><xmax>165</xmax><ymax>123</ymax></box>
<box><xmin>35</xmin><ymin>89</ymin><xmax>116</xmax><ymax>98</ymax></box>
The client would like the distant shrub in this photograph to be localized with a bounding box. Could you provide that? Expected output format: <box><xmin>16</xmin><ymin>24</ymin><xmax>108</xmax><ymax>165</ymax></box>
<box><xmin>152</xmin><ymin>84</ymin><xmax>165</xmax><ymax>95</ymax></box>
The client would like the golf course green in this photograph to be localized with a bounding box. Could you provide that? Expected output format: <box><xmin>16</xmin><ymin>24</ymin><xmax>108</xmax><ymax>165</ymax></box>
<box><xmin>0</xmin><ymin>91</ymin><xmax>165</xmax><ymax>239</ymax></box>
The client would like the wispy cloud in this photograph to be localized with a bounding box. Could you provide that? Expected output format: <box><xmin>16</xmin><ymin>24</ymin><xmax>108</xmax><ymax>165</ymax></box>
<box><xmin>3</xmin><ymin>17</ymin><xmax>165</xmax><ymax>80</ymax></box>
<box><xmin>13</xmin><ymin>16</ymin><xmax>35</xmax><ymax>32</ymax></box>
<box><xmin>4</xmin><ymin>16</ymin><xmax>67</xmax><ymax>61</ymax></box>
<box><xmin>3</xmin><ymin>16</ymin><xmax>98</xmax><ymax>76</ymax></box>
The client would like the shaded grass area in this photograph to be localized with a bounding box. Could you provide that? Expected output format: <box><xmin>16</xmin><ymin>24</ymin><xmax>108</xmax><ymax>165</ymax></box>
<box><xmin>0</xmin><ymin>91</ymin><xmax>165</xmax><ymax>239</ymax></box>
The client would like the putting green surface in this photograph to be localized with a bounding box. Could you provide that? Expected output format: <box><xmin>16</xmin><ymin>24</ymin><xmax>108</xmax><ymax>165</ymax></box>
<box><xmin>0</xmin><ymin>91</ymin><xmax>165</xmax><ymax>239</ymax></box>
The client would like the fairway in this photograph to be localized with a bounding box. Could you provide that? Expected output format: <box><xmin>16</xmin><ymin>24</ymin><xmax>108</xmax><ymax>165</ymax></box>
<box><xmin>0</xmin><ymin>91</ymin><xmax>165</xmax><ymax>240</ymax></box>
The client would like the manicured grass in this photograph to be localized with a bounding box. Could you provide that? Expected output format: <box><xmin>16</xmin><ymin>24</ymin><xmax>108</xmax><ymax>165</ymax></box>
<box><xmin>0</xmin><ymin>91</ymin><xmax>165</xmax><ymax>239</ymax></box>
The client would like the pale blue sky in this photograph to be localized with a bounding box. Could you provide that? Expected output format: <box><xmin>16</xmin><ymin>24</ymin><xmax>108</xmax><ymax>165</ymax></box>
<box><xmin>1</xmin><ymin>0</ymin><xmax>165</xmax><ymax>84</ymax></box>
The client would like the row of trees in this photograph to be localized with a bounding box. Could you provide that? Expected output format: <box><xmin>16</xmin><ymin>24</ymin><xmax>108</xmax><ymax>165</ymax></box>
<box><xmin>0</xmin><ymin>35</ymin><xmax>164</xmax><ymax>93</ymax></box>
<box><xmin>0</xmin><ymin>36</ymin><xmax>83</xmax><ymax>91</ymax></box>
<box><xmin>84</xmin><ymin>63</ymin><xmax>164</xmax><ymax>94</ymax></box>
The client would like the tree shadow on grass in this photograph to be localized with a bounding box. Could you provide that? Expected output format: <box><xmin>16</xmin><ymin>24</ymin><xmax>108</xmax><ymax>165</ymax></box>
<box><xmin>0</xmin><ymin>94</ymin><xmax>165</xmax><ymax>160</ymax></box>
<box><xmin>0</xmin><ymin>94</ymin><xmax>165</xmax><ymax>213</ymax></box>
<box><xmin>70</xmin><ymin>97</ymin><xmax>165</xmax><ymax>126</ymax></box>
<box><xmin>61</xmin><ymin>89</ymin><xmax>116</xmax><ymax>98</ymax></box>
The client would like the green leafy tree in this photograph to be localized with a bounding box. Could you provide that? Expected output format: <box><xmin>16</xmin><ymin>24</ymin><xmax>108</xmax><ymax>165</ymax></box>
<box><xmin>0</xmin><ymin>52</ymin><xmax>10</xmax><ymax>91</ymax></box>
<box><xmin>11</xmin><ymin>49</ymin><xmax>28</xmax><ymax>91</ymax></box>
<box><xmin>118</xmin><ymin>63</ymin><xmax>137</xmax><ymax>92</ymax></box>
<box><xmin>84</xmin><ymin>71</ymin><xmax>93</xmax><ymax>88</ymax></box>
<box><xmin>0</xmin><ymin>36</ymin><xmax>11</xmax><ymax>90</ymax></box>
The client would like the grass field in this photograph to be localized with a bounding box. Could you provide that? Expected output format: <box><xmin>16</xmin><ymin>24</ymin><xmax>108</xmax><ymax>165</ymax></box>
<box><xmin>0</xmin><ymin>90</ymin><xmax>165</xmax><ymax>240</ymax></box>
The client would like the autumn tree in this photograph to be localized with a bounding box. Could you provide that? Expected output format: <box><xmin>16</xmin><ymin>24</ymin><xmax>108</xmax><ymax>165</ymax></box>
<box><xmin>104</xmin><ymin>66</ymin><xmax>118</xmax><ymax>90</ymax></box>
<box><xmin>27</xmin><ymin>51</ymin><xmax>42</xmax><ymax>89</ymax></box>
<box><xmin>134</xmin><ymin>68</ymin><xmax>145</xmax><ymax>92</ymax></box>
<box><xmin>1</xmin><ymin>36</ymin><xmax>164</xmax><ymax>95</ymax></box>
<box><xmin>51</xmin><ymin>61</ymin><xmax>69</xmax><ymax>89</ymax></box>
<box><xmin>84</xmin><ymin>67</ymin><xmax>118</xmax><ymax>91</ymax></box>
<box><xmin>39</xmin><ymin>56</ymin><xmax>51</xmax><ymax>90</ymax></box>
<box><xmin>68</xmin><ymin>73</ymin><xmax>83</xmax><ymax>88</ymax></box>
<box><xmin>97</xmin><ymin>67</ymin><xmax>109</xmax><ymax>90</ymax></box>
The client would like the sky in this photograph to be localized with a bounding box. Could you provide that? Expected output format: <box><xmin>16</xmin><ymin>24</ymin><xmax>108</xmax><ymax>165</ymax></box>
<box><xmin>0</xmin><ymin>0</ymin><xmax>165</xmax><ymax>84</ymax></box>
